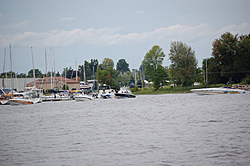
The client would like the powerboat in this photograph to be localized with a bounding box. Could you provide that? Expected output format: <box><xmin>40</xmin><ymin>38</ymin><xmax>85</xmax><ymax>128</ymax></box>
<box><xmin>8</xmin><ymin>98</ymin><xmax>37</xmax><ymax>105</ymax></box>
<box><xmin>0</xmin><ymin>89</ymin><xmax>12</xmax><ymax>105</ymax></box>
<box><xmin>115</xmin><ymin>87</ymin><xmax>136</xmax><ymax>99</ymax></box>
<box><xmin>41</xmin><ymin>91</ymin><xmax>70</xmax><ymax>101</ymax></box>
<box><xmin>74</xmin><ymin>93</ymin><xmax>93</xmax><ymax>101</ymax></box>
<box><xmin>191</xmin><ymin>87</ymin><xmax>246</xmax><ymax>95</ymax></box>
<box><xmin>8</xmin><ymin>90</ymin><xmax>41</xmax><ymax>105</ymax></box>
<box><xmin>98</xmin><ymin>84</ymin><xmax>116</xmax><ymax>99</ymax></box>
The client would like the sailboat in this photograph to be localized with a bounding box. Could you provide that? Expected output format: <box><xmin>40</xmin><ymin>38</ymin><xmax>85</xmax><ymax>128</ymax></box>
<box><xmin>8</xmin><ymin>47</ymin><xmax>42</xmax><ymax>105</ymax></box>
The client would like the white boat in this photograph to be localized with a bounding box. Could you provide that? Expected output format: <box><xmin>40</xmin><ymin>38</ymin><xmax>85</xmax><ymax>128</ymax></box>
<box><xmin>98</xmin><ymin>84</ymin><xmax>116</xmax><ymax>99</ymax></box>
<box><xmin>191</xmin><ymin>87</ymin><xmax>246</xmax><ymax>95</ymax></box>
<box><xmin>8</xmin><ymin>98</ymin><xmax>38</xmax><ymax>105</ymax></box>
<box><xmin>7</xmin><ymin>90</ymin><xmax>42</xmax><ymax>105</ymax></box>
<box><xmin>75</xmin><ymin>93</ymin><xmax>93</xmax><ymax>101</ymax></box>
<box><xmin>41</xmin><ymin>91</ymin><xmax>70</xmax><ymax>101</ymax></box>
<box><xmin>0</xmin><ymin>89</ymin><xmax>12</xmax><ymax>105</ymax></box>
<box><xmin>115</xmin><ymin>87</ymin><xmax>136</xmax><ymax>99</ymax></box>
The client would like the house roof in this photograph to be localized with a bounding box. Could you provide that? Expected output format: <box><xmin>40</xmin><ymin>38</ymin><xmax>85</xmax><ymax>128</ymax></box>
<box><xmin>28</xmin><ymin>77</ymin><xmax>80</xmax><ymax>84</ymax></box>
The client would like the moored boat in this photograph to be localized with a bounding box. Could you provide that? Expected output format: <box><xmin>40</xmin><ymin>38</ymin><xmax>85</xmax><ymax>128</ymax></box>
<box><xmin>0</xmin><ymin>89</ymin><xmax>12</xmax><ymax>105</ymax></box>
<box><xmin>115</xmin><ymin>87</ymin><xmax>136</xmax><ymax>99</ymax></box>
<box><xmin>8</xmin><ymin>98</ymin><xmax>35</xmax><ymax>105</ymax></box>
<box><xmin>191</xmin><ymin>87</ymin><xmax>246</xmax><ymax>95</ymax></box>
<box><xmin>75</xmin><ymin>93</ymin><xmax>93</xmax><ymax>101</ymax></box>
<box><xmin>98</xmin><ymin>84</ymin><xmax>116</xmax><ymax>99</ymax></box>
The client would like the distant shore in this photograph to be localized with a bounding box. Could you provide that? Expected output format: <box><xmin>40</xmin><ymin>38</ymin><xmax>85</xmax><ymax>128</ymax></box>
<box><xmin>131</xmin><ymin>84</ymin><xmax>249</xmax><ymax>95</ymax></box>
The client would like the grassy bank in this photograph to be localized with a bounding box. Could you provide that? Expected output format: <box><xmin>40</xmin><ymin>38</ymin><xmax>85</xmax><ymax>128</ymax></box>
<box><xmin>132</xmin><ymin>84</ymin><xmax>225</xmax><ymax>95</ymax></box>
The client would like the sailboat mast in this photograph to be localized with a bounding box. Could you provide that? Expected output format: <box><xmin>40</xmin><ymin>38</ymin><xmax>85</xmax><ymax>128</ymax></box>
<box><xmin>76</xmin><ymin>57</ymin><xmax>78</xmax><ymax>81</ymax></box>
<box><xmin>50</xmin><ymin>48</ymin><xmax>52</xmax><ymax>89</ymax></box>
<box><xmin>65</xmin><ymin>65</ymin><xmax>66</xmax><ymax>89</ymax></box>
<box><xmin>4</xmin><ymin>47</ymin><xmax>7</xmax><ymax>81</ymax></box>
<box><xmin>84</xmin><ymin>61</ymin><xmax>86</xmax><ymax>82</ymax></box>
<box><xmin>9</xmin><ymin>44</ymin><xmax>13</xmax><ymax>89</ymax></box>
<box><xmin>13</xmin><ymin>59</ymin><xmax>18</xmax><ymax>91</ymax></box>
<box><xmin>45</xmin><ymin>49</ymin><xmax>47</xmax><ymax>78</ymax></box>
<box><xmin>93</xmin><ymin>65</ymin><xmax>94</xmax><ymax>80</ymax></box>
<box><xmin>31</xmin><ymin>47</ymin><xmax>36</xmax><ymax>89</ymax></box>
<box><xmin>54</xmin><ymin>49</ymin><xmax>56</xmax><ymax>88</ymax></box>
<box><xmin>2</xmin><ymin>47</ymin><xmax>6</xmax><ymax>88</ymax></box>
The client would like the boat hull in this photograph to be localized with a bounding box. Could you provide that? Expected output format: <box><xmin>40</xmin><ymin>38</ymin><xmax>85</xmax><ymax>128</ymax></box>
<box><xmin>0</xmin><ymin>99</ymin><xmax>9</xmax><ymax>105</ymax></box>
<box><xmin>115</xmin><ymin>93</ymin><xmax>136</xmax><ymax>99</ymax></box>
<box><xmin>41</xmin><ymin>95</ymin><xmax>70</xmax><ymax>101</ymax></box>
<box><xmin>8</xmin><ymin>99</ymin><xmax>34</xmax><ymax>105</ymax></box>
<box><xmin>100</xmin><ymin>93</ymin><xmax>116</xmax><ymax>99</ymax></box>
<box><xmin>75</xmin><ymin>95</ymin><xmax>93</xmax><ymax>101</ymax></box>
<box><xmin>191</xmin><ymin>87</ymin><xmax>246</xmax><ymax>95</ymax></box>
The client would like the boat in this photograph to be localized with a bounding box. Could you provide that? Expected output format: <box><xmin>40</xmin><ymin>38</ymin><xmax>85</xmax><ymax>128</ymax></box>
<box><xmin>41</xmin><ymin>90</ymin><xmax>70</xmax><ymax>101</ymax></box>
<box><xmin>24</xmin><ymin>86</ymin><xmax>43</xmax><ymax>103</ymax></box>
<box><xmin>8</xmin><ymin>98</ymin><xmax>36</xmax><ymax>105</ymax></box>
<box><xmin>6</xmin><ymin>89</ymin><xmax>41</xmax><ymax>105</ymax></box>
<box><xmin>74</xmin><ymin>93</ymin><xmax>93</xmax><ymax>101</ymax></box>
<box><xmin>191</xmin><ymin>87</ymin><xmax>246</xmax><ymax>95</ymax></box>
<box><xmin>98</xmin><ymin>84</ymin><xmax>116</xmax><ymax>99</ymax></box>
<box><xmin>115</xmin><ymin>87</ymin><xmax>136</xmax><ymax>99</ymax></box>
<box><xmin>0</xmin><ymin>89</ymin><xmax>12</xmax><ymax>105</ymax></box>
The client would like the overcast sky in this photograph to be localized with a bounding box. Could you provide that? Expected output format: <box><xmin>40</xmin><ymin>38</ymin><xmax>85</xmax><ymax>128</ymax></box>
<box><xmin>0</xmin><ymin>0</ymin><xmax>250</xmax><ymax>74</ymax></box>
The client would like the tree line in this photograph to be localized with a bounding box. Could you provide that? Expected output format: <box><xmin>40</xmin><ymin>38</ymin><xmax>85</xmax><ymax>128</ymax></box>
<box><xmin>1</xmin><ymin>32</ymin><xmax>249</xmax><ymax>90</ymax></box>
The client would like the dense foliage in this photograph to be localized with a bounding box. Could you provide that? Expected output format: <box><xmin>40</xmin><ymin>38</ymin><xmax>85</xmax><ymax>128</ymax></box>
<box><xmin>169</xmin><ymin>41</ymin><xmax>198</xmax><ymax>86</ymax></box>
<box><xmin>142</xmin><ymin>45</ymin><xmax>167</xmax><ymax>90</ymax></box>
<box><xmin>208</xmin><ymin>32</ymin><xmax>250</xmax><ymax>84</ymax></box>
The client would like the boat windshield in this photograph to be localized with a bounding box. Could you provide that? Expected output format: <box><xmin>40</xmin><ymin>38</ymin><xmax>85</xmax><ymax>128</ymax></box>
<box><xmin>99</xmin><ymin>86</ymin><xmax>111</xmax><ymax>90</ymax></box>
<box><xmin>120</xmin><ymin>87</ymin><xmax>130</xmax><ymax>91</ymax></box>
<box><xmin>0</xmin><ymin>89</ymin><xmax>6</xmax><ymax>95</ymax></box>
<box><xmin>2</xmin><ymin>89</ymin><xmax>13</xmax><ymax>94</ymax></box>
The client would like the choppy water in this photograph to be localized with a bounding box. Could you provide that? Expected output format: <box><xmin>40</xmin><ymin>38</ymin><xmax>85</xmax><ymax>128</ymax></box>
<box><xmin>1</xmin><ymin>92</ymin><xmax>250</xmax><ymax>166</ymax></box>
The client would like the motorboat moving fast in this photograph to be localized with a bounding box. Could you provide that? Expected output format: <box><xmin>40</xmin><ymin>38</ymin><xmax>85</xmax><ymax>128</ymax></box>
<box><xmin>115</xmin><ymin>87</ymin><xmax>136</xmax><ymax>99</ymax></box>
<box><xmin>191</xmin><ymin>87</ymin><xmax>246</xmax><ymax>95</ymax></box>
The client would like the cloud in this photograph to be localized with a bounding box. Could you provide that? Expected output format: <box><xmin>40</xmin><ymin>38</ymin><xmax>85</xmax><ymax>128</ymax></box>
<box><xmin>137</xmin><ymin>10</ymin><xmax>145</xmax><ymax>14</ymax></box>
<box><xmin>215</xmin><ymin>23</ymin><xmax>250</xmax><ymax>36</ymax></box>
<box><xmin>2</xmin><ymin>20</ymin><xmax>30</xmax><ymax>29</ymax></box>
<box><xmin>1</xmin><ymin>23</ymin><xmax>249</xmax><ymax>49</ymax></box>
<box><xmin>59</xmin><ymin>17</ymin><xmax>77</xmax><ymax>22</ymax></box>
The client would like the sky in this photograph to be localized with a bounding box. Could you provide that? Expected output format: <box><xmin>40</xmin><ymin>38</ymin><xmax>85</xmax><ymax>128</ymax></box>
<box><xmin>0</xmin><ymin>0</ymin><xmax>250</xmax><ymax>74</ymax></box>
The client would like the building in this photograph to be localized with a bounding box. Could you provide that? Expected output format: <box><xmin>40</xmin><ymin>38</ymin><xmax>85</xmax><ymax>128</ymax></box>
<box><xmin>26</xmin><ymin>77</ymin><xmax>80</xmax><ymax>91</ymax></box>
<box><xmin>0</xmin><ymin>78</ymin><xmax>38</xmax><ymax>91</ymax></box>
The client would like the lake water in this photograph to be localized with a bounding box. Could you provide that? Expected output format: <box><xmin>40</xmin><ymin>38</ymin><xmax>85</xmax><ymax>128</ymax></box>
<box><xmin>1</xmin><ymin>92</ymin><xmax>250</xmax><ymax>166</ymax></box>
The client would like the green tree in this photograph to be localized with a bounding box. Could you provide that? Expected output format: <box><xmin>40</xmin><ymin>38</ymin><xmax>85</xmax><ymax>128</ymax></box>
<box><xmin>212</xmin><ymin>32</ymin><xmax>238</xmax><ymax>84</ymax></box>
<box><xmin>96</xmin><ymin>58</ymin><xmax>118</xmax><ymax>88</ymax></box>
<box><xmin>235</xmin><ymin>34</ymin><xmax>250</xmax><ymax>80</ymax></box>
<box><xmin>62</xmin><ymin>84</ymin><xmax>69</xmax><ymax>90</ymax></box>
<box><xmin>17</xmin><ymin>73</ymin><xmax>27</xmax><ymax>78</ymax></box>
<box><xmin>101</xmin><ymin>58</ymin><xmax>114</xmax><ymax>69</ymax></box>
<box><xmin>202</xmin><ymin>58</ymin><xmax>227</xmax><ymax>84</ymax></box>
<box><xmin>169</xmin><ymin>41</ymin><xmax>198</xmax><ymax>86</ymax></box>
<box><xmin>79</xmin><ymin>59</ymin><xmax>98</xmax><ymax>81</ymax></box>
<box><xmin>142</xmin><ymin>45</ymin><xmax>166</xmax><ymax>90</ymax></box>
<box><xmin>116</xmin><ymin>59</ymin><xmax>130</xmax><ymax>73</ymax></box>
<box><xmin>28</xmin><ymin>69</ymin><xmax>42</xmax><ymax>78</ymax></box>
<box><xmin>62</xmin><ymin>66</ymin><xmax>72</xmax><ymax>78</ymax></box>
